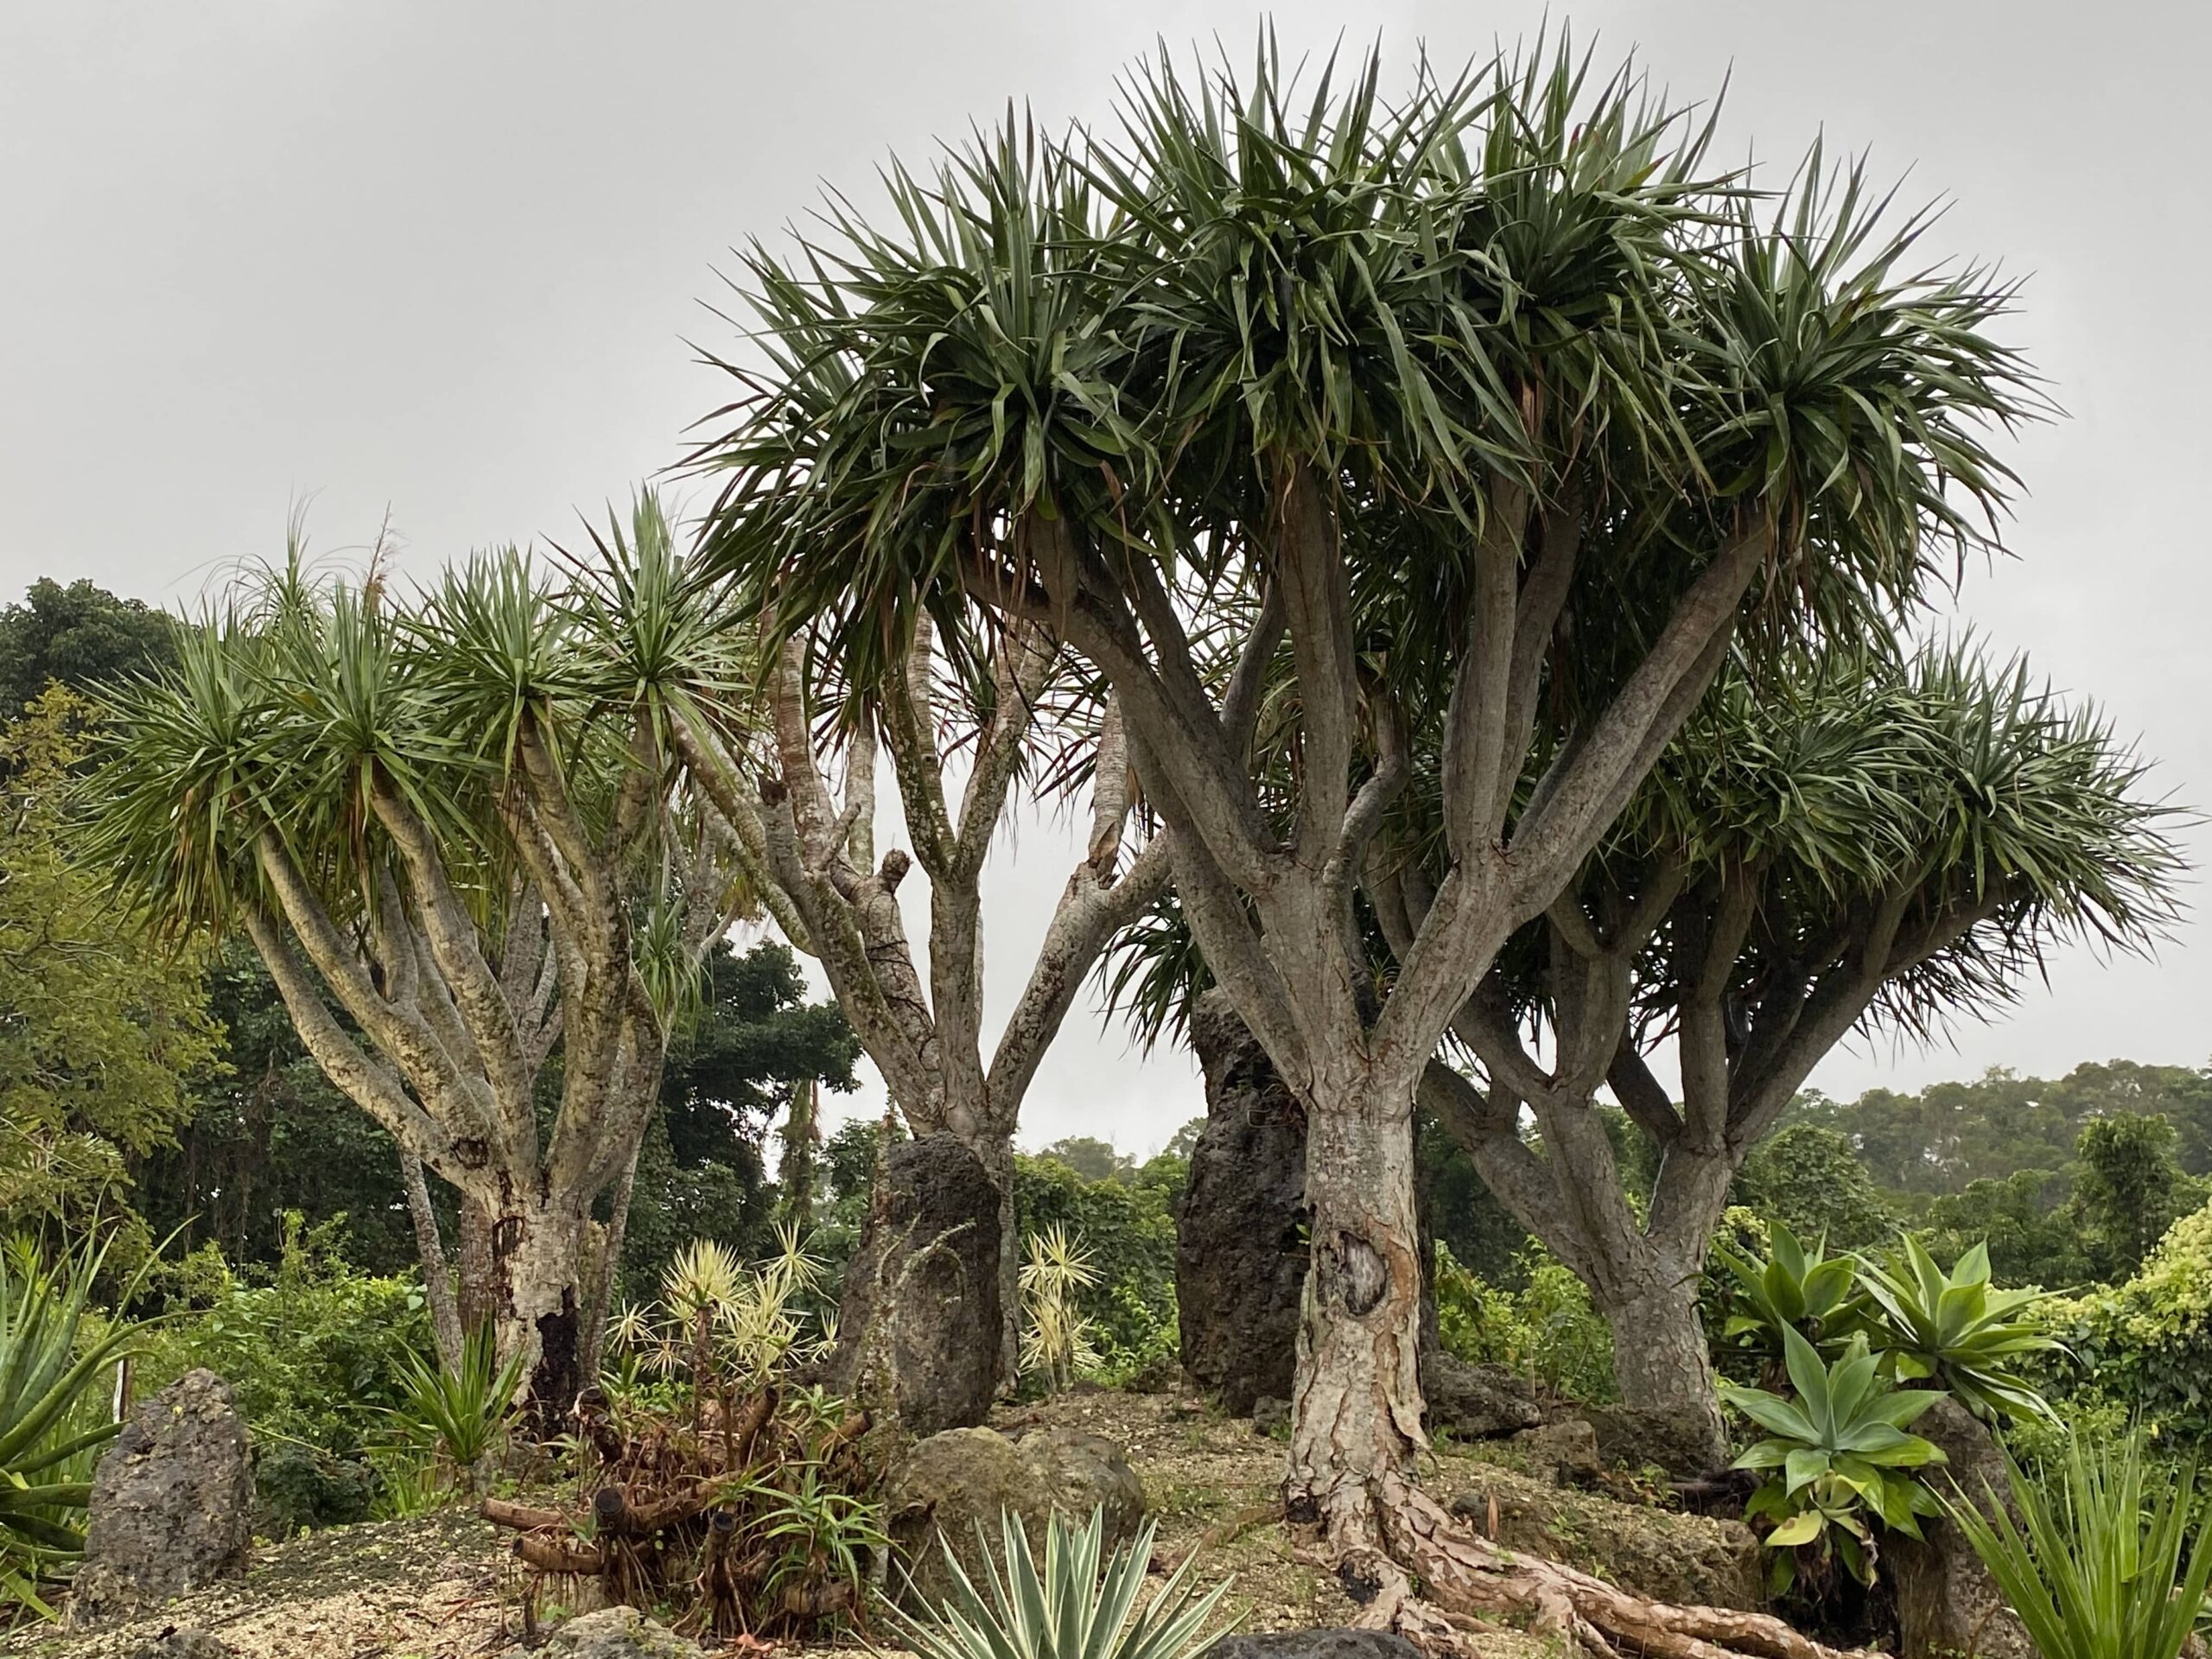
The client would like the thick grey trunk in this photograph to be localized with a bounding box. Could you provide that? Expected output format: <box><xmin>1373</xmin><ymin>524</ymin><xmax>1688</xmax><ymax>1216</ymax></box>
<box><xmin>481</xmin><ymin>1192</ymin><xmax>591</xmax><ymax>1431</ymax></box>
<box><xmin>1594</xmin><ymin>1272</ymin><xmax>1730</xmax><ymax>1473</ymax></box>
<box><xmin>1287</xmin><ymin>1062</ymin><xmax>1427</xmax><ymax>1529</ymax></box>
<box><xmin>580</xmin><ymin>1145</ymin><xmax>640</xmax><ymax>1380</ymax></box>
<box><xmin>457</xmin><ymin>1194</ymin><xmax>496</xmax><ymax>1338</ymax></box>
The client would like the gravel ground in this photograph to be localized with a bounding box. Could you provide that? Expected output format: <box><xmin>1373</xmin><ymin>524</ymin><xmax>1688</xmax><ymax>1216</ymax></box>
<box><xmin>6</xmin><ymin>1385</ymin><xmax>1694</xmax><ymax>1657</ymax></box>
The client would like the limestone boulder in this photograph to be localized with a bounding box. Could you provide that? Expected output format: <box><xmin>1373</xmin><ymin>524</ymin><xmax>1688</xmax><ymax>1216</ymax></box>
<box><xmin>70</xmin><ymin>1370</ymin><xmax>253</xmax><ymax>1630</ymax></box>
<box><xmin>1421</xmin><ymin>1351</ymin><xmax>1546</xmax><ymax>1441</ymax></box>
<box><xmin>888</xmin><ymin>1425</ymin><xmax>1146</xmax><ymax>1606</ymax></box>
<box><xmin>1579</xmin><ymin>1402</ymin><xmax>1732</xmax><ymax>1480</ymax></box>
<box><xmin>821</xmin><ymin>1133</ymin><xmax>1001</xmax><ymax>1437</ymax></box>
<box><xmin>1451</xmin><ymin>1465</ymin><xmax>1764</xmax><ymax>1610</ymax></box>
<box><xmin>1177</xmin><ymin>996</ymin><xmax>1309</xmax><ymax>1416</ymax></box>
<box><xmin>1511</xmin><ymin>1416</ymin><xmax>1605</xmax><ymax>1486</ymax></box>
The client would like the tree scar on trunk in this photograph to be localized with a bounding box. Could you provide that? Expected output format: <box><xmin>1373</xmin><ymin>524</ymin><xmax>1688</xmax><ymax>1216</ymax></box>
<box><xmin>530</xmin><ymin>1287</ymin><xmax>582</xmax><ymax>1434</ymax></box>
<box><xmin>1326</xmin><ymin>1230</ymin><xmax>1389</xmax><ymax>1317</ymax></box>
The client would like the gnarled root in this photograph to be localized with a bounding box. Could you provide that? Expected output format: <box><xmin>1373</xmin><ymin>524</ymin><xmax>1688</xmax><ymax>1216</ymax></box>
<box><xmin>1326</xmin><ymin>1475</ymin><xmax>1872</xmax><ymax>1659</ymax></box>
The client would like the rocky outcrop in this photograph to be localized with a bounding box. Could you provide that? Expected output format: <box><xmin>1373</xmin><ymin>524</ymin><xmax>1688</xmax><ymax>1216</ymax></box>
<box><xmin>1452</xmin><ymin>1464</ymin><xmax>1764</xmax><ymax>1610</ymax></box>
<box><xmin>499</xmin><ymin>1606</ymin><xmax>699</xmax><ymax>1656</ymax></box>
<box><xmin>1178</xmin><ymin>995</ymin><xmax>1309</xmax><ymax>1415</ymax></box>
<box><xmin>887</xmin><ymin>1425</ymin><xmax>1147</xmax><ymax>1606</ymax></box>
<box><xmin>1888</xmin><ymin>1397</ymin><xmax>2032</xmax><ymax>1659</ymax></box>
<box><xmin>1421</xmin><ymin>1351</ymin><xmax>1547</xmax><ymax>1440</ymax></box>
<box><xmin>1579</xmin><ymin>1402</ymin><xmax>1732</xmax><ymax>1481</ymax></box>
<box><xmin>70</xmin><ymin>1370</ymin><xmax>254</xmax><ymax>1630</ymax></box>
<box><xmin>821</xmin><ymin>1133</ymin><xmax>1001</xmax><ymax>1437</ymax></box>
<box><xmin>1202</xmin><ymin>1634</ymin><xmax>1421</xmax><ymax>1659</ymax></box>
<box><xmin>1511</xmin><ymin>1417</ymin><xmax>1605</xmax><ymax>1486</ymax></box>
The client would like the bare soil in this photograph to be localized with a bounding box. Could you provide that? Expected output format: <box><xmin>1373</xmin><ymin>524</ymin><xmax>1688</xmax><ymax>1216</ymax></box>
<box><xmin>4</xmin><ymin>1385</ymin><xmax>1751</xmax><ymax>1658</ymax></box>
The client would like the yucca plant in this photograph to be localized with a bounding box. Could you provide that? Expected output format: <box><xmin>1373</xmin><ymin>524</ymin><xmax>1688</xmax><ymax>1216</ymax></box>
<box><xmin>1019</xmin><ymin>1224</ymin><xmax>1101</xmax><ymax>1395</ymax></box>
<box><xmin>1946</xmin><ymin>1432</ymin><xmax>2212</xmax><ymax>1659</ymax></box>
<box><xmin>0</xmin><ymin>1233</ymin><xmax>155</xmax><ymax>1618</ymax></box>
<box><xmin>1721</xmin><ymin>1325</ymin><xmax>1947</xmax><ymax>1592</ymax></box>
<box><xmin>892</xmin><ymin>1506</ymin><xmax>1231</xmax><ymax>1659</ymax></box>
<box><xmin>389</xmin><ymin>1322</ymin><xmax>527</xmax><ymax>1492</ymax></box>
<box><xmin>1716</xmin><ymin>1223</ymin><xmax>1871</xmax><ymax>1383</ymax></box>
<box><xmin>1859</xmin><ymin>1236</ymin><xmax>2062</xmax><ymax>1424</ymax></box>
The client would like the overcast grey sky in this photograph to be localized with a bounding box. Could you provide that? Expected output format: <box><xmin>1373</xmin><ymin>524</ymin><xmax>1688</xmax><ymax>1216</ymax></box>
<box><xmin>5</xmin><ymin>1</ymin><xmax>2206</xmax><ymax>1154</ymax></box>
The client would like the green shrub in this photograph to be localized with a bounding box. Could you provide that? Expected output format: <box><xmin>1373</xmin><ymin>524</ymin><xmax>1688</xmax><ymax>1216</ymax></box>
<box><xmin>1434</xmin><ymin>1241</ymin><xmax>1616</xmax><ymax>1403</ymax></box>
<box><xmin>1013</xmin><ymin>1154</ymin><xmax>1178</xmax><ymax>1370</ymax></box>
<box><xmin>2043</xmin><ymin>1199</ymin><xmax>2212</xmax><ymax>1447</ymax></box>
<box><xmin>134</xmin><ymin>1217</ymin><xmax>433</xmax><ymax>1457</ymax></box>
<box><xmin>1721</xmin><ymin>1325</ymin><xmax>1945</xmax><ymax>1594</ymax></box>
<box><xmin>252</xmin><ymin>1445</ymin><xmax>380</xmax><ymax>1538</ymax></box>
<box><xmin>1713</xmin><ymin>1222</ymin><xmax>1869</xmax><ymax>1381</ymax></box>
<box><xmin>1858</xmin><ymin>1236</ymin><xmax>2060</xmax><ymax>1424</ymax></box>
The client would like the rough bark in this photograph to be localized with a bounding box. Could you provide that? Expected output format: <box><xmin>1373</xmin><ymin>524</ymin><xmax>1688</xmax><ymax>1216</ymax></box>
<box><xmin>458</xmin><ymin>1194</ymin><xmax>498</xmax><ymax>1339</ymax></box>
<box><xmin>399</xmin><ymin>1148</ymin><xmax>463</xmax><ymax>1369</ymax></box>
<box><xmin>499</xmin><ymin>1194</ymin><xmax>591</xmax><ymax>1429</ymax></box>
<box><xmin>1592</xmin><ymin>1277</ymin><xmax>1731</xmax><ymax>1476</ymax></box>
<box><xmin>1287</xmin><ymin>1061</ymin><xmax>1428</xmax><ymax>1536</ymax></box>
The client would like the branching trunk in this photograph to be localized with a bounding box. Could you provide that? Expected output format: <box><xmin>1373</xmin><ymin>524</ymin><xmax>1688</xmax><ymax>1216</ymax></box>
<box><xmin>399</xmin><ymin>1148</ymin><xmax>463</xmax><ymax>1369</ymax></box>
<box><xmin>683</xmin><ymin>633</ymin><xmax>1166</xmax><ymax>1393</ymax></box>
<box><xmin>965</xmin><ymin>475</ymin><xmax>1771</xmax><ymax>1642</ymax></box>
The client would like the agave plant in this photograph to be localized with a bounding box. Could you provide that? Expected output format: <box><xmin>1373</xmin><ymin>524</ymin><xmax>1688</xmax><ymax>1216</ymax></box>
<box><xmin>1715</xmin><ymin>1222</ymin><xmax>1870</xmax><ymax>1381</ymax></box>
<box><xmin>1721</xmin><ymin>1324</ymin><xmax>1947</xmax><ymax>1592</ymax></box>
<box><xmin>1946</xmin><ymin>1431</ymin><xmax>2212</xmax><ymax>1659</ymax></box>
<box><xmin>892</xmin><ymin>1506</ymin><xmax>1230</xmax><ymax>1659</ymax></box>
<box><xmin>0</xmin><ymin>1233</ymin><xmax>155</xmax><ymax>1616</ymax></box>
<box><xmin>1858</xmin><ymin>1236</ymin><xmax>2062</xmax><ymax>1424</ymax></box>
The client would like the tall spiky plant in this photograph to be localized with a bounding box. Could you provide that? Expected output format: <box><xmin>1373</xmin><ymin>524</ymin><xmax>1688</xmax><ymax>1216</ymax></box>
<box><xmin>690</xmin><ymin>27</ymin><xmax>2044</xmax><ymax>1649</ymax></box>
<box><xmin>78</xmin><ymin>498</ymin><xmax>751</xmax><ymax>1415</ymax></box>
<box><xmin>1424</xmin><ymin>638</ymin><xmax>2177</xmax><ymax>1469</ymax></box>
<box><xmin>1945</xmin><ymin>1433</ymin><xmax>2212</xmax><ymax>1659</ymax></box>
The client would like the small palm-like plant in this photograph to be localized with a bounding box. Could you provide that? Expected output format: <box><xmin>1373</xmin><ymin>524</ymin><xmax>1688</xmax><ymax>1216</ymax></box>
<box><xmin>1</xmin><ymin>1233</ymin><xmax>156</xmax><ymax>1618</ymax></box>
<box><xmin>1945</xmin><ymin>1432</ymin><xmax>2212</xmax><ymax>1659</ymax></box>
<box><xmin>1019</xmin><ymin>1225</ymin><xmax>1101</xmax><ymax>1394</ymax></box>
<box><xmin>1721</xmin><ymin>1325</ymin><xmax>1946</xmax><ymax>1592</ymax></box>
<box><xmin>1716</xmin><ymin>1223</ymin><xmax>1869</xmax><ymax>1381</ymax></box>
<box><xmin>390</xmin><ymin>1323</ymin><xmax>527</xmax><ymax>1491</ymax></box>
<box><xmin>893</xmin><ymin>1506</ymin><xmax>1231</xmax><ymax>1659</ymax></box>
<box><xmin>1859</xmin><ymin>1236</ymin><xmax>2061</xmax><ymax>1424</ymax></box>
<box><xmin>738</xmin><ymin>1463</ymin><xmax>887</xmax><ymax>1611</ymax></box>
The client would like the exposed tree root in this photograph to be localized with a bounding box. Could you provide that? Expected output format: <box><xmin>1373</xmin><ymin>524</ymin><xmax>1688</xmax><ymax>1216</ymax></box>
<box><xmin>1321</xmin><ymin>1476</ymin><xmax>1872</xmax><ymax>1659</ymax></box>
